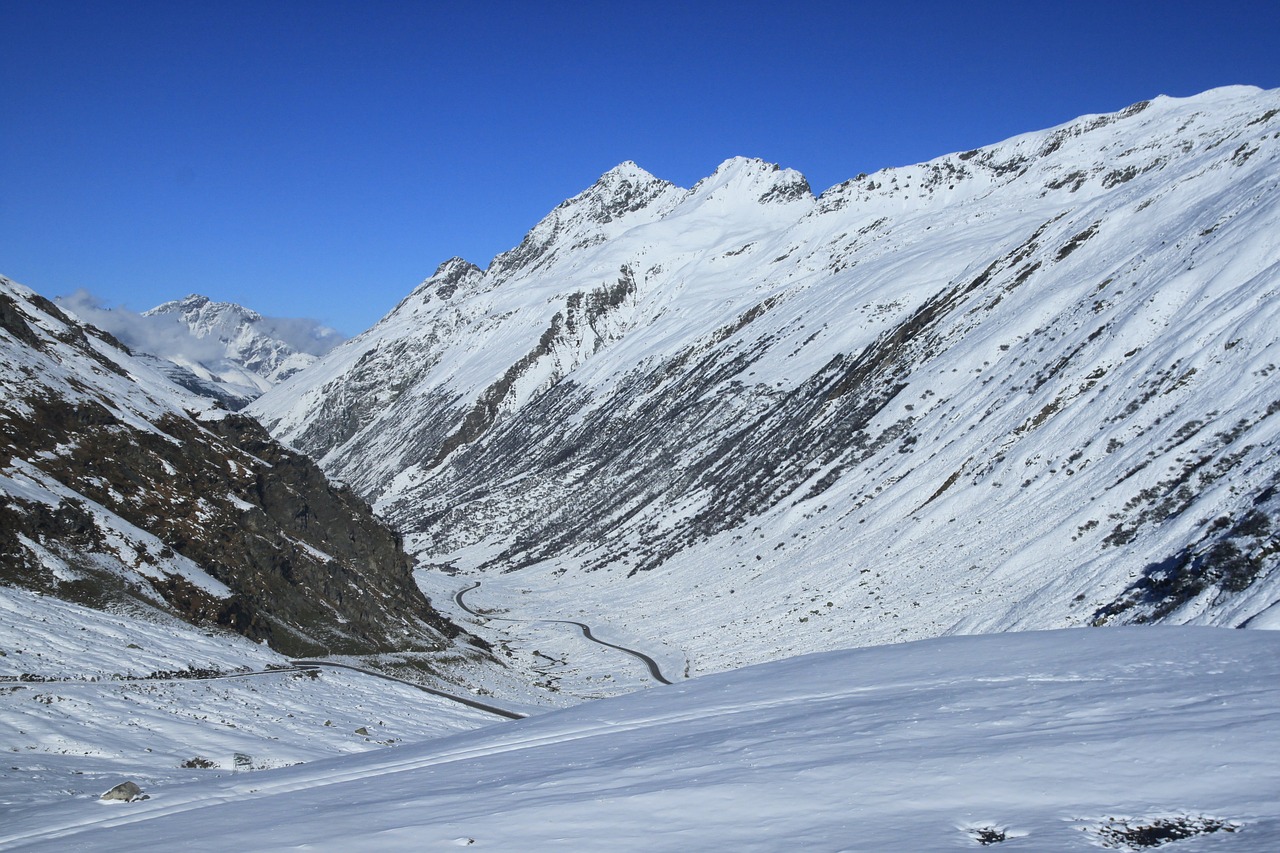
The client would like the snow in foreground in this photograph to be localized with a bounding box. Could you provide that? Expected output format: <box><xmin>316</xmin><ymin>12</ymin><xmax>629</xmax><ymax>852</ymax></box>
<box><xmin>0</xmin><ymin>586</ymin><xmax>507</xmax><ymax>818</ymax></box>
<box><xmin>3</xmin><ymin>626</ymin><xmax>1277</xmax><ymax>851</ymax></box>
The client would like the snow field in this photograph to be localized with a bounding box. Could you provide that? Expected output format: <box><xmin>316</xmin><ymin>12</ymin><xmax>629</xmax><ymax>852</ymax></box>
<box><xmin>5</xmin><ymin>627</ymin><xmax>1277</xmax><ymax>851</ymax></box>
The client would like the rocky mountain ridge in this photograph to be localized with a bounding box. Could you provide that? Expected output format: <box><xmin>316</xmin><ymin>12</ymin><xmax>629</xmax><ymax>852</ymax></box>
<box><xmin>251</xmin><ymin>85</ymin><xmax>1280</xmax><ymax>673</ymax></box>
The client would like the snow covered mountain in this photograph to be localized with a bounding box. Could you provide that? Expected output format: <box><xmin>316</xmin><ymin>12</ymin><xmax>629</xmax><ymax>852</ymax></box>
<box><xmin>57</xmin><ymin>291</ymin><xmax>344</xmax><ymax>409</ymax></box>
<box><xmin>144</xmin><ymin>293</ymin><xmax>343</xmax><ymax>386</ymax></box>
<box><xmin>251</xmin><ymin>85</ymin><xmax>1280</xmax><ymax>674</ymax></box>
<box><xmin>1</xmin><ymin>275</ymin><xmax>477</xmax><ymax>663</ymax></box>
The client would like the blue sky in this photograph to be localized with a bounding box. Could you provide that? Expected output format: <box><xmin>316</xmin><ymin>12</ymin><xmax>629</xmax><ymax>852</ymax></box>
<box><xmin>3</xmin><ymin>1</ymin><xmax>1278</xmax><ymax>334</ymax></box>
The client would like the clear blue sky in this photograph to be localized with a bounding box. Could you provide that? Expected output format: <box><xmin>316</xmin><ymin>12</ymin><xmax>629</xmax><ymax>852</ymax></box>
<box><xmin>3</xmin><ymin>1</ymin><xmax>1277</xmax><ymax>334</ymax></box>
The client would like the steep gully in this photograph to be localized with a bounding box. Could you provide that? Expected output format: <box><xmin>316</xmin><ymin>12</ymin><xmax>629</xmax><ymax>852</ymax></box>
<box><xmin>454</xmin><ymin>582</ymin><xmax>675</xmax><ymax>686</ymax></box>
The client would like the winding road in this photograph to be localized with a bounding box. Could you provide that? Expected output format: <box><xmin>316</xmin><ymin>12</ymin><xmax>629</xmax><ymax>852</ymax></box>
<box><xmin>454</xmin><ymin>582</ymin><xmax>674</xmax><ymax>686</ymax></box>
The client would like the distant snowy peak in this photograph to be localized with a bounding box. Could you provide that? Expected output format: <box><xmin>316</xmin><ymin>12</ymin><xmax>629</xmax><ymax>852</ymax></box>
<box><xmin>52</xmin><ymin>289</ymin><xmax>347</xmax><ymax>410</ymax></box>
<box><xmin>129</xmin><ymin>293</ymin><xmax>344</xmax><ymax>406</ymax></box>
<box><xmin>600</xmin><ymin>159</ymin><xmax>662</xmax><ymax>184</ymax></box>
<box><xmin>487</xmin><ymin>161</ymin><xmax>684</xmax><ymax>282</ymax></box>
<box><xmin>146</xmin><ymin>292</ymin><xmax>262</xmax><ymax>328</ymax></box>
<box><xmin>576</xmin><ymin>159</ymin><xmax>678</xmax><ymax>216</ymax></box>
<box><xmin>146</xmin><ymin>292</ymin><xmax>343</xmax><ymax>376</ymax></box>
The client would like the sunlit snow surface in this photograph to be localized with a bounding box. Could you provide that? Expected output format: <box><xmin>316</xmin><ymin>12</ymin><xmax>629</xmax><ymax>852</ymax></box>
<box><xmin>3</xmin><ymin>627</ymin><xmax>1277</xmax><ymax>851</ymax></box>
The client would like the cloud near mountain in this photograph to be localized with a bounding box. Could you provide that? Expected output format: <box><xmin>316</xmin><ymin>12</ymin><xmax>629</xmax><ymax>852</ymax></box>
<box><xmin>57</xmin><ymin>290</ymin><xmax>345</xmax><ymax>360</ymax></box>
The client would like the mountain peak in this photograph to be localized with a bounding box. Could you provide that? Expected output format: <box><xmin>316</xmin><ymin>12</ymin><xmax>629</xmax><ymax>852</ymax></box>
<box><xmin>147</xmin><ymin>293</ymin><xmax>211</xmax><ymax>313</ymax></box>
<box><xmin>417</xmin><ymin>257</ymin><xmax>484</xmax><ymax>302</ymax></box>
<box><xmin>487</xmin><ymin>162</ymin><xmax>682</xmax><ymax>279</ymax></box>
<box><xmin>97</xmin><ymin>292</ymin><xmax>346</xmax><ymax>403</ymax></box>
<box><xmin>711</xmin><ymin>155</ymin><xmax>777</xmax><ymax>175</ymax></box>
<box><xmin>690</xmin><ymin>156</ymin><xmax>813</xmax><ymax>205</ymax></box>
<box><xmin>574</xmin><ymin>160</ymin><xmax>677</xmax><ymax>214</ymax></box>
<box><xmin>146</xmin><ymin>293</ymin><xmax>261</xmax><ymax>324</ymax></box>
<box><xmin>432</xmin><ymin>257</ymin><xmax>483</xmax><ymax>278</ymax></box>
<box><xmin>599</xmin><ymin>160</ymin><xmax>661</xmax><ymax>185</ymax></box>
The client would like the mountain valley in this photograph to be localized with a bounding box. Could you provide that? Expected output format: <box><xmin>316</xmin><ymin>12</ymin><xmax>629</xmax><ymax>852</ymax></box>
<box><xmin>4</xmin><ymin>84</ymin><xmax>1280</xmax><ymax>850</ymax></box>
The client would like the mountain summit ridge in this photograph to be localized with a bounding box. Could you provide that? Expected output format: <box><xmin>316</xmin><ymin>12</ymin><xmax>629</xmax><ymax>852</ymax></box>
<box><xmin>144</xmin><ymin>291</ymin><xmax>344</xmax><ymax>384</ymax></box>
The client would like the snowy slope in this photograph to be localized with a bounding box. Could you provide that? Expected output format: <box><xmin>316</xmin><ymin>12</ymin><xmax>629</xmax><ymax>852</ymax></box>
<box><xmin>0</xmin><ymin>585</ymin><xmax>506</xmax><ymax>816</ymax></box>
<box><xmin>250</xmin><ymin>86</ymin><xmax>1280</xmax><ymax>675</ymax></box>
<box><xmin>5</xmin><ymin>627</ymin><xmax>1278</xmax><ymax>852</ymax></box>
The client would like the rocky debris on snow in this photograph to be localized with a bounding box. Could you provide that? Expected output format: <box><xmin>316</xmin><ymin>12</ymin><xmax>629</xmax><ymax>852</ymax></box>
<box><xmin>100</xmin><ymin>781</ymin><xmax>147</xmax><ymax>803</ymax></box>
<box><xmin>967</xmin><ymin>825</ymin><xmax>1009</xmax><ymax>845</ymax></box>
<box><xmin>1084</xmin><ymin>814</ymin><xmax>1239</xmax><ymax>849</ymax></box>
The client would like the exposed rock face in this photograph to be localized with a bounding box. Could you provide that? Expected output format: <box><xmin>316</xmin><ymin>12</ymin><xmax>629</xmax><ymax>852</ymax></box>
<box><xmin>0</xmin><ymin>277</ymin><xmax>475</xmax><ymax>660</ymax></box>
<box><xmin>250</xmin><ymin>87</ymin><xmax>1280</xmax><ymax>670</ymax></box>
